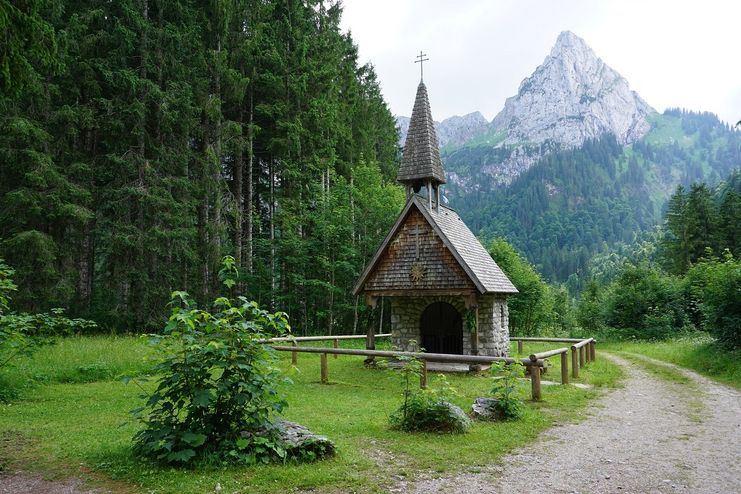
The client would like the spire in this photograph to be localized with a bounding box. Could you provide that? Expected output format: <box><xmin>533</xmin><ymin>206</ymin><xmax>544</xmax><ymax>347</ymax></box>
<box><xmin>397</xmin><ymin>81</ymin><xmax>445</xmax><ymax>187</ymax></box>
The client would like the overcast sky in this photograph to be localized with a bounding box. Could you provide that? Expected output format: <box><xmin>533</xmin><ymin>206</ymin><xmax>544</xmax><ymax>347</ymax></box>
<box><xmin>339</xmin><ymin>0</ymin><xmax>741</xmax><ymax>126</ymax></box>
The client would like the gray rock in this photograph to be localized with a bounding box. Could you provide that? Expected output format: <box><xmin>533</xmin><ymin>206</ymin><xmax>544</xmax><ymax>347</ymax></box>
<box><xmin>442</xmin><ymin>401</ymin><xmax>473</xmax><ymax>431</ymax></box>
<box><xmin>492</xmin><ymin>31</ymin><xmax>654</xmax><ymax>149</ymax></box>
<box><xmin>471</xmin><ymin>397</ymin><xmax>499</xmax><ymax>420</ymax></box>
<box><xmin>242</xmin><ymin>419</ymin><xmax>335</xmax><ymax>460</ymax></box>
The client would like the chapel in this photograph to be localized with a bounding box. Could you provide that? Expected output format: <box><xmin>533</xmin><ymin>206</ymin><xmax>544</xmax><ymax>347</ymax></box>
<box><xmin>353</xmin><ymin>74</ymin><xmax>517</xmax><ymax>357</ymax></box>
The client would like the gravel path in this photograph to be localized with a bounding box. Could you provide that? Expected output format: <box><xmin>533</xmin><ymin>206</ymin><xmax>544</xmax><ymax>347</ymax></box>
<box><xmin>394</xmin><ymin>353</ymin><xmax>741</xmax><ymax>494</ymax></box>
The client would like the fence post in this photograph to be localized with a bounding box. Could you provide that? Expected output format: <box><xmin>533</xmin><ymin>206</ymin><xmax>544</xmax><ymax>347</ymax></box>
<box><xmin>571</xmin><ymin>346</ymin><xmax>579</xmax><ymax>379</ymax></box>
<box><xmin>530</xmin><ymin>364</ymin><xmax>542</xmax><ymax>401</ymax></box>
<box><xmin>579</xmin><ymin>346</ymin><xmax>585</xmax><ymax>367</ymax></box>
<box><xmin>291</xmin><ymin>340</ymin><xmax>298</xmax><ymax>365</ymax></box>
<box><xmin>517</xmin><ymin>340</ymin><xmax>523</xmax><ymax>354</ymax></box>
<box><xmin>321</xmin><ymin>353</ymin><xmax>328</xmax><ymax>384</ymax></box>
<box><xmin>420</xmin><ymin>360</ymin><xmax>428</xmax><ymax>389</ymax></box>
<box><xmin>560</xmin><ymin>350</ymin><xmax>569</xmax><ymax>385</ymax></box>
<box><xmin>333</xmin><ymin>338</ymin><xmax>339</xmax><ymax>359</ymax></box>
<box><xmin>590</xmin><ymin>340</ymin><xmax>596</xmax><ymax>362</ymax></box>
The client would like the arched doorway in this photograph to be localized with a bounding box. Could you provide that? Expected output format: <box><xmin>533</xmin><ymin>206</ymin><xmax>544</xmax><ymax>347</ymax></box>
<box><xmin>420</xmin><ymin>302</ymin><xmax>463</xmax><ymax>354</ymax></box>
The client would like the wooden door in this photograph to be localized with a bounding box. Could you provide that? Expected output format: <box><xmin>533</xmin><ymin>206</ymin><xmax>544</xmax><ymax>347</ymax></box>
<box><xmin>420</xmin><ymin>302</ymin><xmax>463</xmax><ymax>354</ymax></box>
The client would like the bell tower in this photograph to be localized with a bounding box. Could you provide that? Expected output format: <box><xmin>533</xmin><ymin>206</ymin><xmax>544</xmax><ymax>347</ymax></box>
<box><xmin>397</xmin><ymin>52</ymin><xmax>445</xmax><ymax>211</ymax></box>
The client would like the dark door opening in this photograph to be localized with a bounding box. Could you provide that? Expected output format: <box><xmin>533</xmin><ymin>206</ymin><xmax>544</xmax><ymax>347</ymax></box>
<box><xmin>420</xmin><ymin>302</ymin><xmax>463</xmax><ymax>354</ymax></box>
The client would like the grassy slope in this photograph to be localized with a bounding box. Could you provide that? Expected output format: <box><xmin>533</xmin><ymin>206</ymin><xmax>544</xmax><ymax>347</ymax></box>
<box><xmin>0</xmin><ymin>336</ymin><xmax>621</xmax><ymax>494</ymax></box>
<box><xmin>601</xmin><ymin>336</ymin><xmax>740</xmax><ymax>389</ymax></box>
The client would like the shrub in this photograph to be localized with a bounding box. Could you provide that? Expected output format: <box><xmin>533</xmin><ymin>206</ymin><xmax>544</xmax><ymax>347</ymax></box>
<box><xmin>131</xmin><ymin>257</ymin><xmax>297</xmax><ymax>466</ymax></box>
<box><xmin>488</xmin><ymin>362</ymin><xmax>525</xmax><ymax>420</ymax></box>
<box><xmin>686</xmin><ymin>253</ymin><xmax>741</xmax><ymax>349</ymax></box>
<box><xmin>602</xmin><ymin>263</ymin><xmax>689</xmax><ymax>340</ymax></box>
<box><xmin>388</xmin><ymin>350</ymin><xmax>470</xmax><ymax>433</ymax></box>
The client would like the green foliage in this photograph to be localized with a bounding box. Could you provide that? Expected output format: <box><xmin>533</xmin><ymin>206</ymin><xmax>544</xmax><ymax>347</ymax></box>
<box><xmin>488</xmin><ymin>239</ymin><xmax>553</xmax><ymax>335</ymax></box>
<box><xmin>685</xmin><ymin>253</ymin><xmax>741</xmax><ymax>349</ymax></box>
<box><xmin>0</xmin><ymin>0</ymin><xmax>61</xmax><ymax>95</ymax></box>
<box><xmin>488</xmin><ymin>362</ymin><xmax>525</xmax><ymax>420</ymax></box>
<box><xmin>132</xmin><ymin>259</ymin><xmax>294</xmax><ymax>466</ymax></box>
<box><xmin>387</xmin><ymin>341</ymin><xmax>470</xmax><ymax>434</ymax></box>
<box><xmin>601</xmin><ymin>264</ymin><xmax>688</xmax><ymax>340</ymax></box>
<box><xmin>389</xmin><ymin>372</ymin><xmax>470</xmax><ymax>434</ymax></box>
<box><xmin>0</xmin><ymin>258</ymin><xmax>16</xmax><ymax>314</ymax></box>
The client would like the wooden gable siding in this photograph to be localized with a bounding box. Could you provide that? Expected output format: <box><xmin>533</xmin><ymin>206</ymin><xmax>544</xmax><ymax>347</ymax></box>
<box><xmin>364</xmin><ymin>208</ymin><xmax>474</xmax><ymax>292</ymax></box>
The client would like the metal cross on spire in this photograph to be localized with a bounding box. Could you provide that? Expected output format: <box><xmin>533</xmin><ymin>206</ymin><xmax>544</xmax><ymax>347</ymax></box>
<box><xmin>414</xmin><ymin>50</ymin><xmax>429</xmax><ymax>81</ymax></box>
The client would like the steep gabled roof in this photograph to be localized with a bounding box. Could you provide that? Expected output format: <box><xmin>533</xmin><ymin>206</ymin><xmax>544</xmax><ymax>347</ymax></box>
<box><xmin>397</xmin><ymin>82</ymin><xmax>446</xmax><ymax>184</ymax></box>
<box><xmin>353</xmin><ymin>196</ymin><xmax>517</xmax><ymax>295</ymax></box>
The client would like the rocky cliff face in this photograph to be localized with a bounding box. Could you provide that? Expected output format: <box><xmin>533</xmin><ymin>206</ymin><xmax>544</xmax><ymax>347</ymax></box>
<box><xmin>396</xmin><ymin>112</ymin><xmax>489</xmax><ymax>148</ymax></box>
<box><xmin>492</xmin><ymin>31</ymin><xmax>655</xmax><ymax>148</ymax></box>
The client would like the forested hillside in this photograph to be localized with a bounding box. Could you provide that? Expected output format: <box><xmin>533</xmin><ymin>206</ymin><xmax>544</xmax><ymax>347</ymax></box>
<box><xmin>444</xmin><ymin>110</ymin><xmax>741</xmax><ymax>285</ymax></box>
<box><xmin>0</xmin><ymin>1</ymin><xmax>402</xmax><ymax>332</ymax></box>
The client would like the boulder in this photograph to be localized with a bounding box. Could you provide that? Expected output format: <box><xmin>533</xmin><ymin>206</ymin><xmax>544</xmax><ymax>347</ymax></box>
<box><xmin>471</xmin><ymin>397</ymin><xmax>499</xmax><ymax>420</ymax></box>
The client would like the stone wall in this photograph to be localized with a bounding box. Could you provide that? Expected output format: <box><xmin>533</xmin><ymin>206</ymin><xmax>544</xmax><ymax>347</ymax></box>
<box><xmin>389</xmin><ymin>294</ymin><xmax>509</xmax><ymax>357</ymax></box>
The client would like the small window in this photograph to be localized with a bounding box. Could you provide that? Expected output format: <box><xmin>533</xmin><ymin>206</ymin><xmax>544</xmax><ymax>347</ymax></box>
<box><xmin>500</xmin><ymin>305</ymin><xmax>505</xmax><ymax>328</ymax></box>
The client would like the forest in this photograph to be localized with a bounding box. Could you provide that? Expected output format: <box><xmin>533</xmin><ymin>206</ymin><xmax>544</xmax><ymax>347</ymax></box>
<box><xmin>0</xmin><ymin>0</ymin><xmax>402</xmax><ymax>334</ymax></box>
<box><xmin>500</xmin><ymin>173</ymin><xmax>740</xmax><ymax>349</ymax></box>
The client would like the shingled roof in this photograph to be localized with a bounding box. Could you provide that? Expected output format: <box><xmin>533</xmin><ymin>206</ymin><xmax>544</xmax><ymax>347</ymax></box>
<box><xmin>353</xmin><ymin>196</ymin><xmax>517</xmax><ymax>295</ymax></box>
<box><xmin>397</xmin><ymin>82</ymin><xmax>446</xmax><ymax>184</ymax></box>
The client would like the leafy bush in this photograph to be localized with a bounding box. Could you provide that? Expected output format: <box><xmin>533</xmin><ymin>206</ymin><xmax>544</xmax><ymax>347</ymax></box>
<box><xmin>488</xmin><ymin>362</ymin><xmax>525</xmax><ymax>420</ymax></box>
<box><xmin>388</xmin><ymin>349</ymin><xmax>470</xmax><ymax>433</ymax></box>
<box><xmin>131</xmin><ymin>257</ymin><xmax>297</xmax><ymax>465</ymax></box>
<box><xmin>685</xmin><ymin>253</ymin><xmax>741</xmax><ymax>349</ymax></box>
<box><xmin>601</xmin><ymin>263</ymin><xmax>689</xmax><ymax>340</ymax></box>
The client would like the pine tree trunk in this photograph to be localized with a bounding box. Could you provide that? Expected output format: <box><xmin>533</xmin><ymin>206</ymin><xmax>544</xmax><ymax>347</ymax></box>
<box><xmin>134</xmin><ymin>0</ymin><xmax>149</xmax><ymax>328</ymax></box>
<box><xmin>245</xmin><ymin>74</ymin><xmax>254</xmax><ymax>274</ymax></box>
<box><xmin>269</xmin><ymin>158</ymin><xmax>276</xmax><ymax>308</ymax></box>
<box><xmin>233</xmin><ymin>111</ymin><xmax>243</xmax><ymax>281</ymax></box>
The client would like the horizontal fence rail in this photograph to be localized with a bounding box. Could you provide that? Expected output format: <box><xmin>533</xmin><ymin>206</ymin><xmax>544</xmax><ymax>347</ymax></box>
<box><xmin>260</xmin><ymin>333</ymin><xmax>391</xmax><ymax>343</ymax></box>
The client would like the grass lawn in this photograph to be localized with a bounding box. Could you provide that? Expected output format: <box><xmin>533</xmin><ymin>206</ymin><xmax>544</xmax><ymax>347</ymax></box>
<box><xmin>601</xmin><ymin>335</ymin><xmax>741</xmax><ymax>389</ymax></box>
<box><xmin>0</xmin><ymin>336</ymin><xmax>621</xmax><ymax>493</ymax></box>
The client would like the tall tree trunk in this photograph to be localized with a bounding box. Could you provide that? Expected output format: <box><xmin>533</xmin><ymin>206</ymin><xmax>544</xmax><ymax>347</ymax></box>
<box><xmin>134</xmin><ymin>0</ymin><xmax>149</xmax><ymax>328</ymax></box>
<box><xmin>245</xmin><ymin>74</ymin><xmax>254</xmax><ymax>274</ymax></box>
<box><xmin>269</xmin><ymin>158</ymin><xmax>276</xmax><ymax>308</ymax></box>
<box><xmin>232</xmin><ymin>112</ymin><xmax>243</xmax><ymax>282</ymax></box>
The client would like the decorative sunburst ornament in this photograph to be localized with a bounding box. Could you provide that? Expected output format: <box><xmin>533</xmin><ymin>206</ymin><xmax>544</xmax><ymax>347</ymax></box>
<box><xmin>410</xmin><ymin>262</ymin><xmax>426</xmax><ymax>283</ymax></box>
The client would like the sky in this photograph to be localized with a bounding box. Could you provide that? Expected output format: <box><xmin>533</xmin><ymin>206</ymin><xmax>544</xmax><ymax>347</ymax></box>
<box><xmin>339</xmin><ymin>0</ymin><xmax>741</xmax><ymax>126</ymax></box>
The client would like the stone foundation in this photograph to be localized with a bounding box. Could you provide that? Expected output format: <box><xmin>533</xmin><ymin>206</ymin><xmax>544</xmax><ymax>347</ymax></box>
<box><xmin>389</xmin><ymin>294</ymin><xmax>509</xmax><ymax>357</ymax></box>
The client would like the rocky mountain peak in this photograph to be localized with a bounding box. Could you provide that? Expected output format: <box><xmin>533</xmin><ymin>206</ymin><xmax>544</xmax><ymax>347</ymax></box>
<box><xmin>396</xmin><ymin>111</ymin><xmax>489</xmax><ymax>148</ymax></box>
<box><xmin>493</xmin><ymin>30</ymin><xmax>655</xmax><ymax>148</ymax></box>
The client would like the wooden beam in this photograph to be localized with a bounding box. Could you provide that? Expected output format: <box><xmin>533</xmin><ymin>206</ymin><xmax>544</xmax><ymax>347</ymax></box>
<box><xmin>420</xmin><ymin>360</ymin><xmax>428</xmax><ymax>389</ymax></box>
<box><xmin>517</xmin><ymin>339</ymin><xmax>523</xmax><ymax>354</ymax></box>
<box><xmin>320</xmin><ymin>353</ymin><xmax>328</xmax><ymax>384</ymax></box>
<box><xmin>571</xmin><ymin>346</ymin><xmax>579</xmax><ymax>379</ymax></box>
<box><xmin>561</xmin><ymin>351</ymin><xmax>569</xmax><ymax>385</ymax></box>
<box><xmin>531</xmin><ymin>364</ymin><xmax>542</xmax><ymax>401</ymax></box>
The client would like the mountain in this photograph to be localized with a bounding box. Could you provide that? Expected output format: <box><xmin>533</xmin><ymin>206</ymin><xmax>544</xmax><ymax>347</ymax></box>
<box><xmin>428</xmin><ymin>31</ymin><xmax>741</xmax><ymax>286</ymax></box>
<box><xmin>396</xmin><ymin>111</ymin><xmax>489</xmax><ymax>148</ymax></box>
<box><xmin>492</xmin><ymin>31</ymin><xmax>654</xmax><ymax>148</ymax></box>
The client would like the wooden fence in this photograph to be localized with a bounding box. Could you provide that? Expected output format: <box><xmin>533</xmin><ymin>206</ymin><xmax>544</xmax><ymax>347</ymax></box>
<box><xmin>265</xmin><ymin>334</ymin><xmax>597</xmax><ymax>401</ymax></box>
